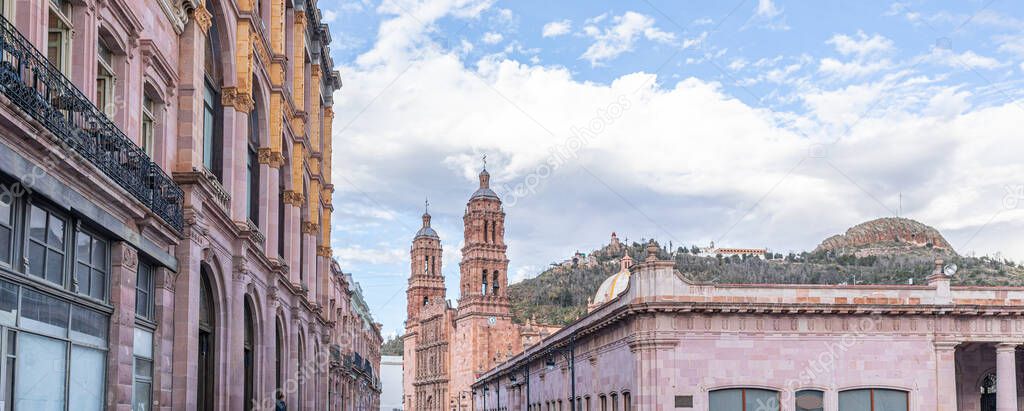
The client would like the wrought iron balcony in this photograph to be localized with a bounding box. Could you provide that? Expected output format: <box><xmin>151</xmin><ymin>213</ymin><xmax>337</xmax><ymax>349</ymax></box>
<box><xmin>0</xmin><ymin>16</ymin><xmax>183</xmax><ymax>232</ymax></box>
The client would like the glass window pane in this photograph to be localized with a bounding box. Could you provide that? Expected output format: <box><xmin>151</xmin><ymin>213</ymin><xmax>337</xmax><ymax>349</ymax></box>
<box><xmin>20</xmin><ymin>288</ymin><xmax>69</xmax><ymax>337</ymax></box>
<box><xmin>134</xmin><ymin>358</ymin><xmax>152</xmax><ymax>379</ymax></box>
<box><xmin>69</xmin><ymin>345</ymin><xmax>105</xmax><ymax>411</ymax></box>
<box><xmin>838</xmin><ymin>390</ymin><xmax>872</xmax><ymax>411</ymax></box>
<box><xmin>70</xmin><ymin>306</ymin><xmax>108</xmax><ymax>346</ymax></box>
<box><xmin>45</xmin><ymin>250</ymin><xmax>64</xmax><ymax>284</ymax></box>
<box><xmin>47</xmin><ymin>214</ymin><xmax>63</xmax><ymax>247</ymax></box>
<box><xmin>76</xmin><ymin>232</ymin><xmax>91</xmax><ymax>262</ymax></box>
<box><xmin>709</xmin><ymin>389</ymin><xmax>742</xmax><ymax>411</ymax></box>
<box><xmin>90</xmin><ymin>268</ymin><xmax>105</xmax><ymax>300</ymax></box>
<box><xmin>133</xmin><ymin>328</ymin><xmax>152</xmax><ymax>359</ymax></box>
<box><xmin>0</xmin><ymin>279</ymin><xmax>17</xmax><ymax>326</ymax></box>
<box><xmin>91</xmin><ymin>238</ymin><xmax>105</xmax><ymax>266</ymax></box>
<box><xmin>76</xmin><ymin>262</ymin><xmax>90</xmax><ymax>293</ymax></box>
<box><xmin>795</xmin><ymin>390</ymin><xmax>824</xmax><ymax>411</ymax></box>
<box><xmin>133</xmin><ymin>379</ymin><xmax>151</xmax><ymax>411</ymax></box>
<box><xmin>27</xmin><ymin>243</ymin><xmax>45</xmax><ymax>277</ymax></box>
<box><xmin>746</xmin><ymin>389</ymin><xmax>778</xmax><ymax>411</ymax></box>
<box><xmin>15</xmin><ymin>333</ymin><xmax>66</xmax><ymax>411</ymax></box>
<box><xmin>0</xmin><ymin>186</ymin><xmax>10</xmax><ymax>226</ymax></box>
<box><xmin>873</xmin><ymin>390</ymin><xmax>907</xmax><ymax>411</ymax></box>
<box><xmin>0</xmin><ymin>226</ymin><xmax>11</xmax><ymax>265</ymax></box>
<box><xmin>29</xmin><ymin>206</ymin><xmax>45</xmax><ymax>241</ymax></box>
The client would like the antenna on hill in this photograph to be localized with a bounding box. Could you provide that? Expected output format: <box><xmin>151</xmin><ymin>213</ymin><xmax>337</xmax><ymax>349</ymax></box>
<box><xmin>898</xmin><ymin>192</ymin><xmax>902</xmax><ymax>217</ymax></box>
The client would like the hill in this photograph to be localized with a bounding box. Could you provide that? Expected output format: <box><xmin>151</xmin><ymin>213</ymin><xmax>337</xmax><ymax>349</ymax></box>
<box><xmin>508</xmin><ymin>219</ymin><xmax>1024</xmax><ymax>326</ymax></box>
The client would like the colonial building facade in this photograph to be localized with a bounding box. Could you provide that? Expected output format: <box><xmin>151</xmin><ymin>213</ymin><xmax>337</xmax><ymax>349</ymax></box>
<box><xmin>0</xmin><ymin>0</ymin><xmax>379</xmax><ymax>410</ymax></box>
<box><xmin>474</xmin><ymin>241</ymin><xmax>1024</xmax><ymax>411</ymax></box>
<box><xmin>403</xmin><ymin>170</ymin><xmax>560</xmax><ymax>411</ymax></box>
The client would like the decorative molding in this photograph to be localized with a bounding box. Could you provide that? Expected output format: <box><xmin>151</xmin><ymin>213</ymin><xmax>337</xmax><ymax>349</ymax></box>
<box><xmin>121</xmin><ymin>245</ymin><xmax>139</xmax><ymax>270</ymax></box>
<box><xmin>269</xmin><ymin>151</ymin><xmax>285</xmax><ymax>168</ymax></box>
<box><xmin>294</xmin><ymin>10</ymin><xmax>307</xmax><ymax>25</ymax></box>
<box><xmin>282</xmin><ymin>190</ymin><xmax>305</xmax><ymax>206</ymax></box>
<box><xmin>192</xmin><ymin>2</ymin><xmax>212</xmax><ymax>33</ymax></box>
<box><xmin>257</xmin><ymin>147</ymin><xmax>273</xmax><ymax>165</ymax></box>
<box><xmin>301</xmin><ymin>221</ymin><xmax>320</xmax><ymax>234</ymax></box>
<box><xmin>317</xmin><ymin>246</ymin><xmax>332</xmax><ymax>257</ymax></box>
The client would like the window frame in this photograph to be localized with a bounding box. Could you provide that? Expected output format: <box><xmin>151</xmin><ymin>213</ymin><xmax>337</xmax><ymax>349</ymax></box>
<box><xmin>141</xmin><ymin>94</ymin><xmax>156</xmax><ymax>159</ymax></box>
<box><xmin>838</xmin><ymin>388</ymin><xmax>909</xmax><ymax>411</ymax></box>
<box><xmin>709</xmin><ymin>388</ymin><xmax>781</xmax><ymax>411</ymax></box>
<box><xmin>95</xmin><ymin>40</ymin><xmax>116</xmax><ymax>116</ymax></box>
<box><xmin>135</xmin><ymin>260</ymin><xmax>154</xmax><ymax>321</ymax></box>
<box><xmin>46</xmin><ymin>0</ymin><xmax>73</xmax><ymax>75</ymax></box>
<box><xmin>794</xmin><ymin>389</ymin><xmax>824</xmax><ymax>411</ymax></box>
<box><xmin>0</xmin><ymin>180</ymin><xmax>17</xmax><ymax>269</ymax></box>
<box><xmin>72</xmin><ymin>227</ymin><xmax>109</xmax><ymax>302</ymax></box>
<box><xmin>25</xmin><ymin>201</ymin><xmax>69</xmax><ymax>286</ymax></box>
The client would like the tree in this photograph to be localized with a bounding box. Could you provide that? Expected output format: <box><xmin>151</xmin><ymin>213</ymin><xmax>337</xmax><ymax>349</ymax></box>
<box><xmin>381</xmin><ymin>334</ymin><xmax>404</xmax><ymax>356</ymax></box>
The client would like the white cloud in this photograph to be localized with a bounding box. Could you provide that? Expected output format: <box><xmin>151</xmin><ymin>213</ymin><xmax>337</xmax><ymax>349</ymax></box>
<box><xmin>728</xmin><ymin>58</ymin><xmax>748</xmax><ymax>71</ymax></box>
<box><xmin>482</xmin><ymin>32</ymin><xmax>504</xmax><ymax>44</ymax></box>
<box><xmin>755</xmin><ymin>0</ymin><xmax>782</xmax><ymax>19</ymax></box>
<box><xmin>827</xmin><ymin>31</ymin><xmax>894</xmax><ymax>57</ymax></box>
<box><xmin>927</xmin><ymin>49</ymin><xmax>1005</xmax><ymax>70</ymax></box>
<box><xmin>580</xmin><ymin>11</ymin><xmax>676</xmax><ymax>66</ymax></box>
<box><xmin>322</xmin><ymin>9</ymin><xmax>338</xmax><ymax>23</ymax></box>
<box><xmin>746</xmin><ymin>0</ymin><xmax>789</xmax><ymax>31</ymax></box>
<box><xmin>542</xmin><ymin>19</ymin><xmax>571</xmax><ymax>37</ymax></box>
<box><xmin>334</xmin><ymin>245</ymin><xmax>407</xmax><ymax>265</ymax></box>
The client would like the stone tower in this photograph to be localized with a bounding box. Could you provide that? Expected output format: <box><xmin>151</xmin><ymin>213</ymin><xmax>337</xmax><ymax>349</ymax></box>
<box><xmin>404</xmin><ymin>206</ymin><xmax>450</xmax><ymax>411</ymax></box>
<box><xmin>407</xmin><ymin>207</ymin><xmax>446</xmax><ymax>319</ymax></box>
<box><xmin>450</xmin><ymin>168</ymin><xmax>522</xmax><ymax>400</ymax></box>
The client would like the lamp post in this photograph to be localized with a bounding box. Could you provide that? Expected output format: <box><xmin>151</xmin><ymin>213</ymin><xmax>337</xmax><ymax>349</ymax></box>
<box><xmin>545</xmin><ymin>337</ymin><xmax>576</xmax><ymax>411</ymax></box>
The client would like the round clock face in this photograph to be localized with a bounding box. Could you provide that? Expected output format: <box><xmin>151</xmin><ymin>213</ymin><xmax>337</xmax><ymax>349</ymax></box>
<box><xmin>487</xmin><ymin>316</ymin><xmax>497</xmax><ymax>326</ymax></box>
<box><xmin>943</xmin><ymin>263</ymin><xmax>958</xmax><ymax>276</ymax></box>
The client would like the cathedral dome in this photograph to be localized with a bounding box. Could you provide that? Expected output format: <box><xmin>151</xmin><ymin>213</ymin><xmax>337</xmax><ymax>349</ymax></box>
<box><xmin>416</xmin><ymin>211</ymin><xmax>439</xmax><ymax>239</ymax></box>
<box><xmin>592</xmin><ymin>254</ymin><xmax>633</xmax><ymax>307</ymax></box>
<box><xmin>470</xmin><ymin>168</ymin><xmax>499</xmax><ymax>200</ymax></box>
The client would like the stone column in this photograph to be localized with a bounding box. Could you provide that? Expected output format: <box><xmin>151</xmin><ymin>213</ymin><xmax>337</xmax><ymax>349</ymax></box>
<box><xmin>934</xmin><ymin>341</ymin><xmax>959</xmax><ymax>411</ymax></box>
<box><xmin>107</xmin><ymin>242</ymin><xmax>138</xmax><ymax>411</ymax></box>
<box><xmin>997</xmin><ymin>343</ymin><xmax>1019</xmax><ymax>411</ymax></box>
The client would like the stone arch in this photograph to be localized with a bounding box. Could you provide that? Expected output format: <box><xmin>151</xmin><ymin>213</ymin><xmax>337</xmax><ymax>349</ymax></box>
<box><xmin>202</xmin><ymin>0</ymin><xmax>237</xmax><ymax>86</ymax></box>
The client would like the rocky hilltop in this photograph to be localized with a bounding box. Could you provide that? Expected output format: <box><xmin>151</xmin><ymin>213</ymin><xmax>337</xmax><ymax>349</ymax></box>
<box><xmin>814</xmin><ymin>217</ymin><xmax>955</xmax><ymax>257</ymax></box>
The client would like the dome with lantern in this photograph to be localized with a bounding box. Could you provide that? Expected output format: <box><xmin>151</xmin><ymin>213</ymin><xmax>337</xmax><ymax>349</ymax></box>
<box><xmin>589</xmin><ymin>253</ymin><xmax>634</xmax><ymax>311</ymax></box>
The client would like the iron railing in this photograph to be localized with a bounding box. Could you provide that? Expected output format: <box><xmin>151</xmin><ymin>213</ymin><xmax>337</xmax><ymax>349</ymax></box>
<box><xmin>0</xmin><ymin>16</ymin><xmax>183</xmax><ymax>232</ymax></box>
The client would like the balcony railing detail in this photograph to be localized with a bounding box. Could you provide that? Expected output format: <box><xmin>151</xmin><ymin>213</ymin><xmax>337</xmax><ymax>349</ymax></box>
<box><xmin>0</xmin><ymin>16</ymin><xmax>184</xmax><ymax>232</ymax></box>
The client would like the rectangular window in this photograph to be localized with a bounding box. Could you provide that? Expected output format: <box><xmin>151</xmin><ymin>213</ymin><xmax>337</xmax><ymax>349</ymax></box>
<box><xmin>15</xmin><ymin>332</ymin><xmax>67</xmax><ymax>410</ymax></box>
<box><xmin>46</xmin><ymin>0</ymin><xmax>72</xmax><ymax>75</ymax></box>
<box><xmin>27</xmin><ymin>205</ymin><xmax>66</xmax><ymax>285</ymax></box>
<box><xmin>135</xmin><ymin>262</ymin><xmax>153</xmax><ymax>320</ymax></box>
<box><xmin>132</xmin><ymin>328</ymin><xmax>153</xmax><ymax>411</ymax></box>
<box><xmin>622</xmin><ymin>393</ymin><xmax>630</xmax><ymax>411</ymax></box>
<box><xmin>70</xmin><ymin>306</ymin><xmax>108</xmax><ymax>347</ymax></box>
<box><xmin>96</xmin><ymin>42</ymin><xmax>115</xmax><ymax>116</ymax></box>
<box><xmin>202</xmin><ymin>82</ymin><xmax>219</xmax><ymax>179</ymax></box>
<box><xmin>710</xmin><ymin>389</ymin><xmax>780</xmax><ymax>411</ymax></box>
<box><xmin>4</xmin><ymin>330</ymin><xmax>15</xmax><ymax>411</ymax></box>
<box><xmin>141</xmin><ymin>95</ymin><xmax>155</xmax><ymax>158</ymax></box>
<box><xmin>68</xmin><ymin>345</ymin><xmax>105</xmax><ymax>411</ymax></box>
<box><xmin>0</xmin><ymin>183</ymin><xmax>13</xmax><ymax>266</ymax></box>
<box><xmin>838</xmin><ymin>389</ymin><xmax>907</xmax><ymax>411</ymax></box>
<box><xmin>74</xmin><ymin>230</ymin><xmax>107</xmax><ymax>301</ymax></box>
<box><xmin>20</xmin><ymin>288</ymin><xmax>69</xmax><ymax>337</ymax></box>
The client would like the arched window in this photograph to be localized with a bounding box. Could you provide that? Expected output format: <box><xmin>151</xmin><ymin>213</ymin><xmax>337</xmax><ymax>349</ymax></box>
<box><xmin>277</xmin><ymin>143</ymin><xmax>287</xmax><ymax>258</ymax></box>
<box><xmin>981</xmin><ymin>373</ymin><xmax>996</xmax><ymax>411</ymax></box>
<box><xmin>838</xmin><ymin>389</ymin><xmax>907</xmax><ymax>411</ymax></box>
<box><xmin>247</xmin><ymin>80</ymin><xmax>261</xmax><ymax>225</ymax></box>
<box><xmin>795</xmin><ymin>390</ymin><xmax>823</xmax><ymax>411</ymax></box>
<box><xmin>243</xmin><ymin>298</ymin><xmax>256</xmax><ymax>410</ymax></box>
<box><xmin>202</xmin><ymin>0</ymin><xmax>224</xmax><ymax>181</ymax></box>
<box><xmin>197</xmin><ymin>267</ymin><xmax>216</xmax><ymax>411</ymax></box>
<box><xmin>481</xmin><ymin>271</ymin><xmax>488</xmax><ymax>295</ymax></box>
<box><xmin>297</xmin><ymin>334</ymin><xmax>305</xmax><ymax>407</ymax></box>
<box><xmin>492</xmin><ymin>271</ymin><xmax>499</xmax><ymax>295</ymax></box>
<box><xmin>709</xmin><ymin>388</ymin><xmax>779</xmax><ymax>411</ymax></box>
<box><xmin>275</xmin><ymin>319</ymin><xmax>284</xmax><ymax>394</ymax></box>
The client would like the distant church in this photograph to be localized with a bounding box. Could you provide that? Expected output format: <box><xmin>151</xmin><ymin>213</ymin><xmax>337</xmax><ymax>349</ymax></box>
<box><xmin>403</xmin><ymin>167</ymin><xmax>559</xmax><ymax>411</ymax></box>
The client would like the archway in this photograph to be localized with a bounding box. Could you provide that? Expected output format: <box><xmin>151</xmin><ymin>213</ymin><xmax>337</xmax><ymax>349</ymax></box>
<box><xmin>243</xmin><ymin>297</ymin><xmax>257</xmax><ymax>410</ymax></box>
<box><xmin>197</xmin><ymin>264</ymin><xmax>216</xmax><ymax>411</ymax></box>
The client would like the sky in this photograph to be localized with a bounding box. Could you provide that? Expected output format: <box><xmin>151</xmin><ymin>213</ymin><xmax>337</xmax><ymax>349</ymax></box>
<box><xmin>317</xmin><ymin>0</ymin><xmax>1024</xmax><ymax>337</ymax></box>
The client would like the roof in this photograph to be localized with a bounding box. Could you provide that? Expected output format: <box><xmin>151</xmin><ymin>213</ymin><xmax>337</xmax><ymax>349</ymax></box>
<box><xmin>593</xmin><ymin>267</ymin><xmax>630</xmax><ymax>306</ymax></box>
<box><xmin>470</xmin><ymin>187</ymin><xmax>499</xmax><ymax>200</ymax></box>
<box><xmin>415</xmin><ymin>225</ymin><xmax>439</xmax><ymax>239</ymax></box>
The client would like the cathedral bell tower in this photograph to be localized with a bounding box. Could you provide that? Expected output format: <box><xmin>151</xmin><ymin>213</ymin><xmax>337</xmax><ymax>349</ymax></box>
<box><xmin>457</xmin><ymin>168</ymin><xmax>511</xmax><ymax>309</ymax></box>
<box><xmin>407</xmin><ymin>203</ymin><xmax>446</xmax><ymax>321</ymax></box>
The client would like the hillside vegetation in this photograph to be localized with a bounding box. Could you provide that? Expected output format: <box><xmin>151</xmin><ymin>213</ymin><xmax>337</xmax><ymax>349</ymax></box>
<box><xmin>508</xmin><ymin>219</ymin><xmax>1024</xmax><ymax>326</ymax></box>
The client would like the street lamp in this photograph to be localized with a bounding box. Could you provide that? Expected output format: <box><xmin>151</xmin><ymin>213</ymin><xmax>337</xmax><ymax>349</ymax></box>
<box><xmin>545</xmin><ymin>337</ymin><xmax>576</xmax><ymax>411</ymax></box>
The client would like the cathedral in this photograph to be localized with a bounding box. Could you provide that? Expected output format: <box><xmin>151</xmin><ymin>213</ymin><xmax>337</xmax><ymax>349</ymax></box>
<box><xmin>403</xmin><ymin>168</ymin><xmax>558</xmax><ymax>411</ymax></box>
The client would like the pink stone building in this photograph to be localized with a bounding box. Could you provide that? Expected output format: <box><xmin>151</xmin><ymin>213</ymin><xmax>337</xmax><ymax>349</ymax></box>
<box><xmin>475</xmin><ymin>241</ymin><xmax>1024</xmax><ymax>411</ymax></box>
<box><xmin>0</xmin><ymin>0</ymin><xmax>380</xmax><ymax>410</ymax></box>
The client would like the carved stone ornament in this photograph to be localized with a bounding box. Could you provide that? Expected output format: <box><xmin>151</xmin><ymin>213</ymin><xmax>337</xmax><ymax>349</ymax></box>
<box><xmin>192</xmin><ymin>2</ymin><xmax>213</xmax><ymax>33</ymax></box>
<box><xmin>258</xmin><ymin>147</ymin><xmax>273</xmax><ymax>165</ymax></box>
<box><xmin>121</xmin><ymin>245</ymin><xmax>139</xmax><ymax>270</ymax></box>
<box><xmin>317</xmin><ymin>246</ymin><xmax>332</xmax><ymax>257</ymax></box>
